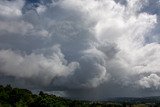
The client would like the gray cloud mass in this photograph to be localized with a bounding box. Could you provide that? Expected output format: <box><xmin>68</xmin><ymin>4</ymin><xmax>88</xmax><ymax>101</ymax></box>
<box><xmin>0</xmin><ymin>0</ymin><xmax>160</xmax><ymax>100</ymax></box>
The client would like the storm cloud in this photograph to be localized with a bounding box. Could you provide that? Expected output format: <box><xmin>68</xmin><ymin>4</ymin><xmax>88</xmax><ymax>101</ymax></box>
<box><xmin>0</xmin><ymin>0</ymin><xmax>160</xmax><ymax>100</ymax></box>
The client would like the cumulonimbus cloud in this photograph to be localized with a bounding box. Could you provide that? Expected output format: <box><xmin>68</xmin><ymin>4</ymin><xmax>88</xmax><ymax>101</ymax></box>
<box><xmin>0</xmin><ymin>0</ymin><xmax>160</xmax><ymax>99</ymax></box>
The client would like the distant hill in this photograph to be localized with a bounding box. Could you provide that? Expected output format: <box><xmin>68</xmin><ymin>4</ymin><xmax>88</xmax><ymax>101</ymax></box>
<box><xmin>0</xmin><ymin>85</ymin><xmax>160</xmax><ymax>107</ymax></box>
<box><xmin>108</xmin><ymin>96</ymin><xmax>160</xmax><ymax>104</ymax></box>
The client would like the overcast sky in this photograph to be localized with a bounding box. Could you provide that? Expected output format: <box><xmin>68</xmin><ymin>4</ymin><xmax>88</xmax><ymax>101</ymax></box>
<box><xmin>0</xmin><ymin>0</ymin><xmax>160</xmax><ymax>100</ymax></box>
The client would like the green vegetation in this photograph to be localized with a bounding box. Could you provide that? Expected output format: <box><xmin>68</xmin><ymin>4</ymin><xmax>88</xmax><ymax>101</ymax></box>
<box><xmin>0</xmin><ymin>85</ymin><xmax>160</xmax><ymax>107</ymax></box>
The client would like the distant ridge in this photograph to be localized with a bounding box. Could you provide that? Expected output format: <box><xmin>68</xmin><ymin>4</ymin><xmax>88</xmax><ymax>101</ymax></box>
<box><xmin>107</xmin><ymin>96</ymin><xmax>160</xmax><ymax>103</ymax></box>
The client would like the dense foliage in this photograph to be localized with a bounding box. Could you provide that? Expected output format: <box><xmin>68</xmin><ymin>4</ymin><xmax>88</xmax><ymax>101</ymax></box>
<box><xmin>0</xmin><ymin>85</ymin><xmax>160</xmax><ymax>107</ymax></box>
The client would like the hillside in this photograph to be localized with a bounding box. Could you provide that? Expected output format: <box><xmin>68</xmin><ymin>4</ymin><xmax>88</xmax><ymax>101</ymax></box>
<box><xmin>0</xmin><ymin>85</ymin><xmax>160</xmax><ymax>107</ymax></box>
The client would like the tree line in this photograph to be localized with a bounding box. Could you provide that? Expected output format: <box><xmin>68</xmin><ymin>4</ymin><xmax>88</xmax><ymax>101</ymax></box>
<box><xmin>0</xmin><ymin>85</ymin><xmax>159</xmax><ymax>107</ymax></box>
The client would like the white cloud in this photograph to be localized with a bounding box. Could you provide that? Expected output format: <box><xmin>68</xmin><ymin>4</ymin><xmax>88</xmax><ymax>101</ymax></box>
<box><xmin>0</xmin><ymin>0</ymin><xmax>160</xmax><ymax>99</ymax></box>
<box><xmin>0</xmin><ymin>20</ymin><xmax>33</xmax><ymax>35</ymax></box>
<box><xmin>0</xmin><ymin>45</ymin><xmax>79</xmax><ymax>86</ymax></box>
<box><xmin>36</xmin><ymin>5</ymin><xmax>47</xmax><ymax>14</ymax></box>
<box><xmin>0</xmin><ymin>0</ymin><xmax>25</xmax><ymax>17</ymax></box>
<box><xmin>138</xmin><ymin>74</ymin><xmax>160</xmax><ymax>89</ymax></box>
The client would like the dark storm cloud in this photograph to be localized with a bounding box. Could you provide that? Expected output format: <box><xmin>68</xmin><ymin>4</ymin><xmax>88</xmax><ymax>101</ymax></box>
<box><xmin>0</xmin><ymin>0</ymin><xmax>160</xmax><ymax>100</ymax></box>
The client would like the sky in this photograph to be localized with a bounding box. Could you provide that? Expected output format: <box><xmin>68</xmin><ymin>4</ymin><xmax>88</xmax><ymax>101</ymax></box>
<box><xmin>0</xmin><ymin>0</ymin><xmax>160</xmax><ymax>100</ymax></box>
